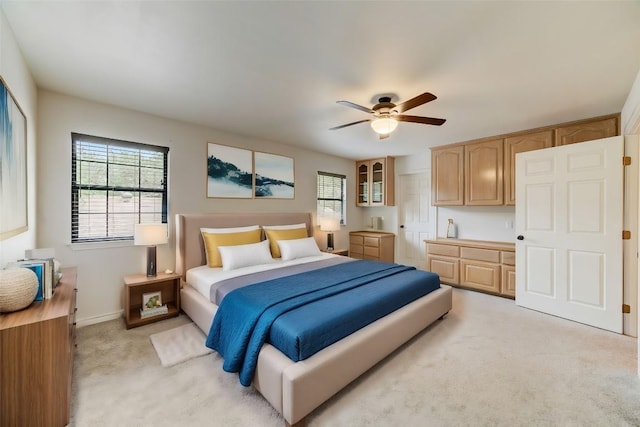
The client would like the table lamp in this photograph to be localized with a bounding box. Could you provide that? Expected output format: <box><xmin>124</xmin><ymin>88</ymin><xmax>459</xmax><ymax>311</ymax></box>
<box><xmin>134</xmin><ymin>223</ymin><xmax>168</xmax><ymax>277</ymax></box>
<box><xmin>319</xmin><ymin>217</ymin><xmax>340</xmax><ymax>251</ymax></box>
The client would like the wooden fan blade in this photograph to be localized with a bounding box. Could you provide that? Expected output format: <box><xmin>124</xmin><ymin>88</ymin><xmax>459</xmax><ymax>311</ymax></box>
<box><xmin>329</xmin><ymin>119</ymin><xmax>371</xmax><ymax>130</ymax></box>
<box><xmin>336</xmin><ymin>100</ymin><xmax>374</xmax><ymax>114</ymax></box>
<box><xmin>396</xmin><ymin>115</ymin><xmax>446</xmax><ymax>126</ymax></box>
<box><xmin>379</xmin><ymin>133</ymin><xmax>390</xmax><ymax>140</ymax></box>
<box><xmin>393</xmin><ymin>92</ymin><xmax>437</xmax><ymax>114</ymax></box>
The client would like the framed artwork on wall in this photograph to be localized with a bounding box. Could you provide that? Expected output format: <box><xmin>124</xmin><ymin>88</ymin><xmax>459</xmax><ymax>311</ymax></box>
<box><xmin>254</xmin><ymin>151</ymin><xmax>294</xmax><ymax>199</ymax></box>
<box><xmin>207</xmin><ymin>143</ymin><xmax>253</xmax><ymax>198</ymax></box>
<box><xmin>0</xmin><ymin>76</ymin><xmax>28</xmax><ymax>240</ymax></box>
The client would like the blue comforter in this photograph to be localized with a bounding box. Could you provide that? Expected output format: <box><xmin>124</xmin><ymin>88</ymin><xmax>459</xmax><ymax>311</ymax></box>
<box><xmin>206</xmin><ymin>260</ymin><xmax>440</xmax><ymax>386</ymax></box>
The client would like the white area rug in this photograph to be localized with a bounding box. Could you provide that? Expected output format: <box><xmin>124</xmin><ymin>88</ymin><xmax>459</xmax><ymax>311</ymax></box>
<box><xmin>149</xmin><ymin>322</ymin><xmax>212</xmax><ymax>367</ymax></box>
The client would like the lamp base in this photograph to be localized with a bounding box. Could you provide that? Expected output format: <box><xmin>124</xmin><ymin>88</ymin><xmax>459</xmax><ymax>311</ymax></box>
<box><xmin>327</xmin><ymin>232</ymin><xmax>334</xmax><ymax>252</ymax></box>
<box><xmin>146</xmin><ymin>245</ymin><xmax>157</xmax><ymax>277</ymax></box>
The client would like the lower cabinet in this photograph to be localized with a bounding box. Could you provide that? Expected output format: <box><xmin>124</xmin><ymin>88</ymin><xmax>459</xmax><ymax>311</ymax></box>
<box><xmin>425</xmin><ymin>239</ymin><xmax>515</xmax><ymax>298</ymax></box>
<box><xmin>0</xmin><ymin>267</ymin><xmax>77</xmax><ymax>426</ymax></box>
<box><xmin>349</xmin><ymin>231</ymin><xmax>395</xmax><ymax>263</ymax></box>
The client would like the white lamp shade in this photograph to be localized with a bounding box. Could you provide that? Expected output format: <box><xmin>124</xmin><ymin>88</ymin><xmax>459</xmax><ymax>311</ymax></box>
<box><xmin>134</xmin><ymin>223</ymin><xmax>168</xmax><ymax>246</ymax></box>
<box><xmin>370</xmin><ymin>116</ymin><xmax>398</xmax><ymax>135</ymax></box>
<box><xmin>319</xmin><ymin>217</ymin><xmax>340</xmax><ymax>232</ymax></box>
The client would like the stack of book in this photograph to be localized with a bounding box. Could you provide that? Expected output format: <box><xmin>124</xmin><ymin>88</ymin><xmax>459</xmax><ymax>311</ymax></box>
<box><xmin>6</xmin><ymin>258</ymin><xmax>58</xmax><ymax>301</ymax></box>
<box><xmin>140</xmin><ymin>305</ymin><xmax>168</xmax><ymax>319</ymax></box>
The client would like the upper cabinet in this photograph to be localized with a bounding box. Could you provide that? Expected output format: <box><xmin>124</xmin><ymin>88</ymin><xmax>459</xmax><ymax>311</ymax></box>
<box><xmin>431</xmin><ymin>114</ymin><xmax>619</xmax><ymax>206</ymax></box>
<box><xmin>555</xmin><ymin>117</ymin><xmax>618</xmax><ymax>146</ymax></box>
<box><xmin>504</xmin><ymin>130</ymin><xmax>553</xmax><ymax>205</ymax></box>
<box><xmin>431</xmin><ymin>146</ymin><xmax>464</xmax><ymax>206</ymax></box>
<box><xmin>356</xmin><ymin>157</ymin><xmax>395</xmax><ymax>207</ymax></box>
<box><xmin>465</xmin><ymin>139</ymin><xmax>503</xmax><ymax>205</ymax></box>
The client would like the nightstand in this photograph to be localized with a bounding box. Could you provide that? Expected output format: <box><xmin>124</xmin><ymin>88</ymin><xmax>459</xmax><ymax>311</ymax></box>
<box><xmin>123</xmin><ymin>272</ymin><xmax>181</xmax><ymax>329</ymax></box>
<box><xmin>326</xmin><ymin>248</ymin><xmax>349</xmax><ymax>256</ymax></box>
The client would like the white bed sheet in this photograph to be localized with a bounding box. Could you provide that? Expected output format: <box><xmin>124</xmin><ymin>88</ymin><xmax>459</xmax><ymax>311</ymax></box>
<box><xmin>186</xmin><ymin>252</ymin><xmax>340</xmax><ymax>302</ymax></box>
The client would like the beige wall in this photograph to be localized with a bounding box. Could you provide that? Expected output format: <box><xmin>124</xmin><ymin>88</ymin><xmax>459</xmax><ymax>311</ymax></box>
<box><xmin>36</xmin><ymin>90</ymin><xmax>360</xmax><ymax>325</ymax></box>
<box><xmin>0</xmin><ymin>9</ymin><xmax>38</xmax><ymax>266</ymax></box>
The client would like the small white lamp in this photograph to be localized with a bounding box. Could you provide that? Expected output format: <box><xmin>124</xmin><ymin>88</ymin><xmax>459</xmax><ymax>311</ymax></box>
<box><xmin>319</xmin><ymin>217</ymin><xmax>340</xmax><ymax>251</ymax></box>
<box><xmin>134</xmin><ymin>223</ymin><xmax>168</xmax><ymax>277</ymax></box>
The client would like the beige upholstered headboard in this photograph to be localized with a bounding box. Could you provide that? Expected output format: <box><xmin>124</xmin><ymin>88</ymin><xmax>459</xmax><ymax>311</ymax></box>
<box><xmin>175</xmin><ymin>212</ymin><xmax>314</xmax><ymax>282</ymax></box>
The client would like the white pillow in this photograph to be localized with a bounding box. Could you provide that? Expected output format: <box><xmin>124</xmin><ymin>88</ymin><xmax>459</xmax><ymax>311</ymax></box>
<box><xmin>262</xmin><ymin>223</ymin><xmax>306</xmax><ymax>231</ymax></box>
<box><xmin>278</xmin><ymin>237</ymin><xmax>322</xmax><ymax>261</ymax></box>
<box><xmin>200</xmin><ymin>225</ymin><xmax>260</xmax><ymax>234</ymax></box>
<box><xmin>218</xmin><ymin>240</ymin><xmax>273</xmax><ymax>271</ymax></box>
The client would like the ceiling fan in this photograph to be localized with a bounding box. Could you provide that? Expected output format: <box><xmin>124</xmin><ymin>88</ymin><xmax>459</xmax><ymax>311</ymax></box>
<box><xmin>330</xmin><ymin>92</ymin><xmax>446</xmax><ymax>139</ymax></box>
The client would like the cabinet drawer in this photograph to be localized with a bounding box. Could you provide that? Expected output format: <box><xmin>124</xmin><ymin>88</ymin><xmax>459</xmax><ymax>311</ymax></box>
<box><xmin>363</xmin><ymin>237</ymin><xmax>380</xmax><ymax>247</ymax></box>
<box><xmin>427</xmin><ymin>243</ymin><xmax>459</xmax><ymax>257</ymax></box>
<box><xmin>460</xmin><ymin>247</ymin><xmax>500</xmax><ymax>263</ymax></box>
<box><xmin>460</xmin><ymin>259</ymin><xmax>500</xmax><ymax>293</ymax></box>
<box><xmin>427</xmin><ymin>255</ymin><xmax>459</xmax><ymax>284</ymax></box>
<box><xmin>350</xmin><ymin>235</ymin><xmax>364</xmax><ymax>245</ymax></box>
<box><xmin>501</xmin><ymin>251</ymin><xmax>515</xmax><ymax>266</ymax></box>
<box><xmin>349</xmin><ymin>243</ymin><xmax>363</xmax><ymax>255</ymax></box>
<box><xmin>364</xmin><ymin>246</ymin><xmax>380</xmax><ymax>258</ymax></box>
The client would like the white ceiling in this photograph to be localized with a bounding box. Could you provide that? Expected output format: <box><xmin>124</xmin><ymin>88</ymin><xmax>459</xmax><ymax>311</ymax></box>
<box><xmin>2</xmin><ymin>1</ymin><xmax>640</xmax><ymax>160</ymax></box>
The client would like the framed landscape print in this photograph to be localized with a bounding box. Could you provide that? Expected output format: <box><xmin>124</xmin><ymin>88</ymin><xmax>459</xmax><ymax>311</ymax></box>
<box><xmin>207</xmin><ymin>143</ymin><xmax>253</xmax><ymax>198</ymax></box>
<box><xmin>0</xmin><ymin>76</ymin><xmax>28</xmax><ymax>240</ymax></box>
<box><xmin>254</xmin><ymin>151</ymin><xmax>294</xmax><ymax>199</ymax></box>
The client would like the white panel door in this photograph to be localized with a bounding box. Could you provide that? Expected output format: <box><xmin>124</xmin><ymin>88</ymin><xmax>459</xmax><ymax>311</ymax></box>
<box><xmin>397</xmin><ymin>172</ymin><xmax>435</xmax><ymax>268</ymax></box>
<box><xmin>515</xmin><ymin>136</ymin><xmax>623</xmax><ymax>333</ymax></box>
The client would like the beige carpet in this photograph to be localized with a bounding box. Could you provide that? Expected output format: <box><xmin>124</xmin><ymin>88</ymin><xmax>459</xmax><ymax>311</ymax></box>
<box><xmin>149</xmin><ymin>322</ymin><xmax>212</xmax><ymax>367</ymax></box>
<box><xmin>70</xmin><ymin>288</ymin><xmax>640</xmax><ymax>426</ymax></box>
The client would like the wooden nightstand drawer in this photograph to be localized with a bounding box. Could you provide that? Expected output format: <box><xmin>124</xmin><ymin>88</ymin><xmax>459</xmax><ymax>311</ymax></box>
<box><xmin>364</xmin><ymin>246</ymin><xmax>380</xmax><ymax>258</ymax></box>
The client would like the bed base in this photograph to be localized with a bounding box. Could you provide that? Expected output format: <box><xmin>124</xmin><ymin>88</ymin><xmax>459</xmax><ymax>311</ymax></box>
<box><xmin>181</xmin><ymin>283</ymin><xmax>452</xmax><ymax>425</ymax></box>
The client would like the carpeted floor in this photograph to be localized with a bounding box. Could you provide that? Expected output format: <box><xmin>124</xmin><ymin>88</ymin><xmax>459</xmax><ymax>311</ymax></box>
<box><xmin>69</xmin><ymin>288</ymin><xmax>640</xmax><ymax>426</ymax></box>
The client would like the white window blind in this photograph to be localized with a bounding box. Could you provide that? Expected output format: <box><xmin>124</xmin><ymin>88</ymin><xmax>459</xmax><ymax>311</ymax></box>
<box><xmin>71</xmin><ymin>133</ymin><xmax>169</xmax><ymax>243</ymax></box>
<box><xmin>317</xmin><ymin>171</ymin><xmax>346</xmax><ymax>225</ymax></box>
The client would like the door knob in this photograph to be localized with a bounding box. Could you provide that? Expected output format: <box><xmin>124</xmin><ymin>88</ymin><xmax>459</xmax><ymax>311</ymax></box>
<box><xmin>400</xmin><ymin>225</ymin><xmax>405</xmax><ymax>228</ymax></box>
<box><xmin>517</xmin><ymin>235</ymin><xmax>524</xmax><ymax>240</ymax></box>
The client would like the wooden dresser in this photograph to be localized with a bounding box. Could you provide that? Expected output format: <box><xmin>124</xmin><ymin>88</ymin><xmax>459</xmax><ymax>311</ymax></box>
<box><xmin>349</xmin><ymin>231</ymin><xmax>395</xmax><ymax>262</ymax></box>
<box><xmin>0</xmin><ymin>267</ymin><xmax>78</xmax><ymax>427</ymax></box>
<box><xmin>425</xmin><ymin>239</ymin><xmax>515</xmax><ymax>298</ymax></box>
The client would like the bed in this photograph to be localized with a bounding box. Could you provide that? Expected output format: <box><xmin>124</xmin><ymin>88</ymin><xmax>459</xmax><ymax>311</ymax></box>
<box><xmin>175</xmin><ymin>212</ymin><xmax>452</xmax><ymax>426</ymax></box>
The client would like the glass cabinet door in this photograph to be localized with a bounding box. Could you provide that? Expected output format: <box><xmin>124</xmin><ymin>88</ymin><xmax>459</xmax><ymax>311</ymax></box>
<box><xmin>358</xmin><ymin>163</ymin><xmax>369</xmax><ymax>204</ymax></box>
<box><xmin>371</xmin><ymin>160</ymin><xmax>384</xmax><ymax>204</ymax></box>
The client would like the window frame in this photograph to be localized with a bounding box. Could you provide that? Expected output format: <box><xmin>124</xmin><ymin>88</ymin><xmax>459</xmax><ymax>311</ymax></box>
<box><xmin>71</xmin><ymin>133</ymin><xmax>169</xmax><ymax>243</ymax></box>
<box><xmin>316</xmin><ymin>171</ymin><xmax>347</xmax><ymax>225</ymax></box>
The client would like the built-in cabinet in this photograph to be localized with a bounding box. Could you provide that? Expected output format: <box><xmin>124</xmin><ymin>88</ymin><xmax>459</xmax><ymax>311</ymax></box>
<box><xmin>0</xmin><ymin>267</ymin><xmax>77</xmax><ymax>427</ymax></box>
<box><xmin>431</xmin><ymin>113</ymin><xmax>619</xmax><ymax>206</ymax></box>
<box><xmin>356</xmin><ymin>157</ymin><xmax>395</xmax><ymax>206</ymax></box>
<box><xmin>464</xmin><ymin>139</ymin><xmax>503</xmax><ymax>205</ymax></box>
<box><xmin>425</xmin><ymin>239</ymin><xmax>515</xmax><ymax>298</ymax></box>
<box><xmin>349</xmin><ymin>231</ymin><xmax>395</xmax><ymax>262</ymax></box>
<box><xmin>431</xmin><ymin>146</ymin><xmax>464</xmax><ymax>205</ymax></box>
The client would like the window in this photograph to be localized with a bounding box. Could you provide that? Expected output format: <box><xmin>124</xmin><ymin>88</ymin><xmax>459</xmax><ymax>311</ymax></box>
<box><xmin>317</xmin><ymin>171</ymin><xmax>346</xmax><ymax>225</ymax></box>
<box><xmin>71</xmin><ymin>133</ymin><xmax>169</xmax><ymax>243</ymax></box>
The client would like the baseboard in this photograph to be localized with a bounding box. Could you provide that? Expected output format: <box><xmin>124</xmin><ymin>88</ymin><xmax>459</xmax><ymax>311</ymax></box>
<box><xmin>77</xmin><ymin>310</ymin><xmax>123</xmax><ymax>328</ymax></box>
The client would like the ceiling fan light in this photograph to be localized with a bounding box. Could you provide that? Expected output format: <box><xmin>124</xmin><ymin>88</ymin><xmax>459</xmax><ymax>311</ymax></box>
<box><xmin>370</xmin><ymin>117</ymin><xmax>398</xmax><ymax>135</ymax></box>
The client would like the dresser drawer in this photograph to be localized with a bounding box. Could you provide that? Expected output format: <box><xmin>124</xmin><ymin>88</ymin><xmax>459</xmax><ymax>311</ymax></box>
<box><xmin>363</xmin><ymin>237</ymin><xmax>380</xmax><ymax>247</ymax></box>
<box><xmin>427</xmin><ymin>243</ymin><xmax>459</xmax><ymax>257</ymax></box>
<box><xmin>460</xmin><ymin>259</ymin><xmax>500</xmax><ymax>293</ymax></box>
<box><xmin>349</xmin><ymin>243</ymin><xmax>363</xmax><ymax>255</ymax></box>
<box><xmin>350</xmin><ymin>235</ymin><xmax>364</xmax><ymax>245</ymax></box>
<box><xmin>364</xmin><ymin>246</ymin><xmax>380</xmax><ymax>258</ymax></box>
<box><xmin>460</xmin><ymin>247</ymin><xmax>500</xmax><ymax>263</ymax></box>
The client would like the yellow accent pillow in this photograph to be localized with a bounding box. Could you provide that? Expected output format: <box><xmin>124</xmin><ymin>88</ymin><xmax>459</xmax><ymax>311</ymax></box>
<box><xmin>202</xmin><ymin>229</ymin><xmax>262</xmax><ymax>268</ymax></box>
<box><xmin>264</xmin><ymin>227</ymin><xmax>308</xmax><ymax>258</ymax></box>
